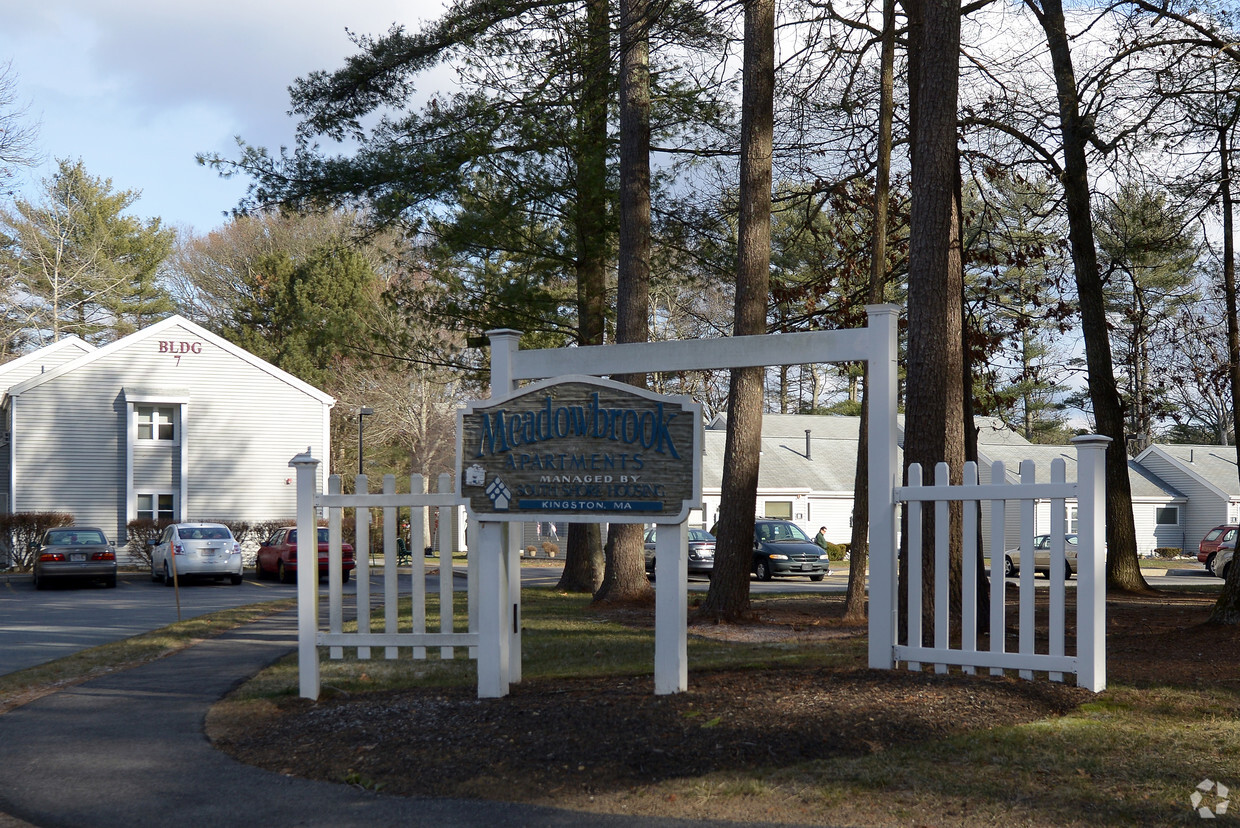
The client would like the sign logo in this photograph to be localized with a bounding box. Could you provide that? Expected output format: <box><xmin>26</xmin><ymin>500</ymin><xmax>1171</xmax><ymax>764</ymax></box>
<box><xmin>1192</xmin><ymin>779</ymin><xmax>1230</xmax><ymax>818</ymax></box>
<box><xmin>457</xmin><ymin>376</ymin><xmax>701</xmax><ymax>523</ymax></box>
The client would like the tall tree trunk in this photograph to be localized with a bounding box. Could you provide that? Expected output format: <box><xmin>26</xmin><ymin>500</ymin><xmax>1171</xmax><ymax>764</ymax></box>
<box><xmin>1028</xmin><ymin>0</ymin><xmax>1147</xmax><ymax>592</ymax></box>
<box><xmin>594</xmin><ymin>0</ymin><xmax>655</xmax><ymax>604</ymax></box>
<box><xmin>1210</xmin><ymin>124</ymin><xmax>1240</xmax><ymax>623</ymax></box>
<box><xmin>842</xmin><ymin>0</ymin><xmax>896</xmax><ymax>623</ymax></box>
<box><xmin>697</xmin><ymin>0</ymin><xmax>775</xmax><ymax>623</ymax></box>
<box><xmin>558</xmin><ymin>0</ymin><xmax>609</xmax><ymax>593</ymax></box>
<box><xmin>901</xmin><ymin>0</ymin><xmax>966</xmax><ymax>642</ymax></box>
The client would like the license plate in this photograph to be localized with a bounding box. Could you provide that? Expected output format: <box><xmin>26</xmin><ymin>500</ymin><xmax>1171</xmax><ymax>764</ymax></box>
<box><xmin>203</xmin><ymin>547</ymin><xmax>219</xmax><ymax>556</ymax></box>
<box><xmin>70</xmin><ymin>553</ymin><xmax>86</xmax><ymax>562</ymax></box>
<box><xmin>800</xmin><ymin>563</ymin><xmax>812</xmax><ymax>571</ymax></box>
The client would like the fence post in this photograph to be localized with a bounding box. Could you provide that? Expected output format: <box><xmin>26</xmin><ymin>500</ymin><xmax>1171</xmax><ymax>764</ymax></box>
<box><xmin>654</xmin><ymin>522</ymin><xmax>689</xmax><ymax>694</ymax></box>
<box><xmin>487</xmin><ymin>329</ymin><xmax>521</xmax><ymax>398</ymax></box>
<box><xmin>1073</xmin><ymin>434</ymin><xmax>1110</xmax><ymax>691</ymax></box>
<box><xmin>867</xmin><ymin>304</ymin><xmax>900</xmax><ymax>670</ymax></box>
<box><xmin>291</xmin><ymin>449</ymin><xmax>322</xmax><ymax>700</ymax></box>
<box><xmin>476</xmin><ymin>520</ymin><xmax>510</xmax><ymax>698</ymax></box>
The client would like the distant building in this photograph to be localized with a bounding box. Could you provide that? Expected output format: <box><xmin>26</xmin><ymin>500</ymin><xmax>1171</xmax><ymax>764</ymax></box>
<box><xmin>698</xmin><ymin>413</ymin><xmax>1192</xmax><ymax>555</ymax></box>
<box><xmin>0</xmin><ymin>316</ymin><xmax>333</xmax><ymax>553</ymax></box>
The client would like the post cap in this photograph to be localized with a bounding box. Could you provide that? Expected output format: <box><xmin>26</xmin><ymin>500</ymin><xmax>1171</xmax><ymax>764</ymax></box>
<box><xmin>289</xmin><ymin>447</ymin><xmax>321</xmax><ymax>468</ymax></box>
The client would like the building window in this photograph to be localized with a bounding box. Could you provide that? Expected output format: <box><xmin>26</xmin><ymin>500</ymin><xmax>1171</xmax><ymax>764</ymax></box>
<box><xmin>137</xmin><ymin>493</ymin><xmax>175</xmax><ymax>522</ymax></box>
<box><xmin>1156</xmin><ymin>506</ymin><xmax>1180</xmax><ymax>526</ymax></box>
<box><xmin>1066</xmin><ymin>505</ymin><xmax>1079</xmax><ymax>535</ymax></box>
<box><xmin>137</xmin><ymin>405</ymin><xmax>175</xmax><ymax>441</ymax></box>
<box><xmin>764</xmin><ymin>501</ymin><xmax>793</xmax><ymax>520</ymax></box>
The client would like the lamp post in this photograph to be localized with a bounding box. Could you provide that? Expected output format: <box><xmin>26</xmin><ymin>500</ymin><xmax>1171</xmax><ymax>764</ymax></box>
<box><xmin>357</xmin><ymin>407</ymin><xmax>374</xmax><ymax>476</ymax></box>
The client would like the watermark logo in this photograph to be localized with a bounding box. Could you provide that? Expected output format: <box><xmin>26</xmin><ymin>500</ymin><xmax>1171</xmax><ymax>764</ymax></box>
<box><xmin>1192</xmin><ymin>779</ymin><xmax>1230</xmax><ymax>819</ymax></box>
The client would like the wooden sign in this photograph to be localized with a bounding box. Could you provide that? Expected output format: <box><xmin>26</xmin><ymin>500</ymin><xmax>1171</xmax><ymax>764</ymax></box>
<box><xmin>456</xmin><ymin>376</ymin><xmax>701</xmax><ymax>523</ymax></box>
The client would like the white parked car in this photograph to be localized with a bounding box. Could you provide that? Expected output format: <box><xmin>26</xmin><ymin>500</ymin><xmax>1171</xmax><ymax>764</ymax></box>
<box><xmin>150</xmin><ymin>523</ymin><xmax>243</xmax><ymax>586</ymax></box>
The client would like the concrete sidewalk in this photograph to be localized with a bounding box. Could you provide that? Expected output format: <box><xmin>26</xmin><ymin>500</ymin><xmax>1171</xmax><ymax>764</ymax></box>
<box><xmin>0</xmin><ymin>612</ymin><xmax>774</xmax><ymax>828</ymax></box>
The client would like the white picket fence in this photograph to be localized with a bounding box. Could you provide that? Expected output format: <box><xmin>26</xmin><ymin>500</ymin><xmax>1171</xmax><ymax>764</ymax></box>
<box><xmin>291</xmin><ymin>453</ymin><xmax>493</xmax><ymax>699</ymax></box>
<box><xmin>872</xmin><ymin>435</ymin><xmax>1108</xmax><ymax>691</ymax></box>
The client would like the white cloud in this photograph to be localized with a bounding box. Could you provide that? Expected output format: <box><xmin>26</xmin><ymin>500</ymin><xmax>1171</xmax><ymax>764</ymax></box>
<box><xmin>0</xmin><ymin>0</ymin><xmax>448</xmax><ymax>233</ymax></box>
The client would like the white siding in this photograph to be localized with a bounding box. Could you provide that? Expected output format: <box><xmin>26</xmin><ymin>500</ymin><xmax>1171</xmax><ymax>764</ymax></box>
<box><xmin>11</xmin><ymin>320</ymin><xmax>330</xmax><ymax>541</ymax></box>
<box><xmin>13</xmin><ymin>381</ymin><xmax>127</xmax><ymax>537</ymax></box>
<box><xmin>804</xmin><ymin>496</ymin><xmax>854</xmax><ymax>545</ymax></box>
<box><xmin>1137</xmin><ymin>451</ymin><xmax>1229</xmax><ymax>554</ymax></box>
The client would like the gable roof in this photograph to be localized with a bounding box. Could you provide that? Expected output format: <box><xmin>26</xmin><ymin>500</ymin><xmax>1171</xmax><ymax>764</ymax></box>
<box><xmin>0</xmin><ymin>337</ymin><xmax>96</xmax><ymax>397</ymax></box>
<box><xmin>4</xmin><ymin>315</ymin><xmax>335</xmax><ymax>406</ymax></box>
<box><xmin>702</xmin><ymin>428</ymin><xmax>895</xmax><ymax>493</ymax></box>
<box><xmin>981</xmin><ymin>443</ymin><xmax>1183</xmax><ymax>501</ymax></box>
<box><xmin>1137</xmin><ymin>444</ymin><xmax>1240</xmax><ymax>499</ymax></box>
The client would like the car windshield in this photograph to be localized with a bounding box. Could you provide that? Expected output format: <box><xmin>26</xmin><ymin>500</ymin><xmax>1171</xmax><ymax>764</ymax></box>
<box><xmin>46</xmin><ymin>529</ymin><xmax>106</xmax><ymax>545</ymax></box>
<box><xmin>758</xmin><ymin>522</ymin><xmax>812</xmax><ymax>542</ymax></box>
<box><xmin>179</xmin><ymin>527</ymin><xmax>232</xmax><ymax>540</ymax></box>
<box><xmin>688</xmin><ymin>529</ymin><xmax>714</xmax><ymax>542</ymax></box>
<box><xmin>288</xmin><ymin>528</ymin><xmax>331</xmax><ymax>544</ymax></box>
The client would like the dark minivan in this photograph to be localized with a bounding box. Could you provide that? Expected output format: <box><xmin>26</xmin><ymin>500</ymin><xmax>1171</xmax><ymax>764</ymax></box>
<box><xmin>710</xmin><ymin>519</ymin><xmax>831</xmax><ymax>582</ymax></box>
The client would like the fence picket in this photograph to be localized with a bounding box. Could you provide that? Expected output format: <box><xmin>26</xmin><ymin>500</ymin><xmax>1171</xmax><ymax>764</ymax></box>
<box><xmin>383</xmin><ymin>474</ymin><xmax>399</xmax><ymax>660</ymax></box>
<box><xmin>355</xmin><ymin>473</ymin><xmax>371</xmax><ymax>660</ymax></box>
<box><xmin>1018</xmin><ymin>460</ymin><xmax>1036</xmax><ymax>680</ymax></box>
<box><xmin>961</xmin><ymin>462</ymin><xmax>978</xmax><ymax>675</ymax></box>
<box><xmin>988</xmin><ymin>463</ymin><xmax>1006</xmax><ymax>677</ymax></box>
<box><xmin>934</xmin><ymin>462</ymin><xmax>950</xmax><ymax>674</ymax></box>
<box><xmin>410</xmin><ymin>474</ymin><xmax>426</xmax><ymax>660</ymax></box>
<box><xmin>1049</xmin><ymin>459</ymin><xmax>1067</xmax><ymax>682</ymax></box>
<box><xmin>328</xmin><ymin>475</ymin><xmax>344</xmax><ymax>660</ymax></box>
<box><xmin>907</xmin><ymin>463</ymin><xmax>923</xmax><ymax>672</ymax></box>
<box><xmin>438</xmin><ymin>473</ymin><xmax>454</xmax><ymax>659</ymax></box>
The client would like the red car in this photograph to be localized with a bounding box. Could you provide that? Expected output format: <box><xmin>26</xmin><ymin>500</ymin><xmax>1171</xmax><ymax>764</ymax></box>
<box><xmin>256</xmin><ymin>526</ymin><xmax>355</xmax><ymax>584</ymax></box>
<box><xmin>1198</xmin><ymin>525</ymin><xmax>1238</xmax><ymax>573</ymax></box>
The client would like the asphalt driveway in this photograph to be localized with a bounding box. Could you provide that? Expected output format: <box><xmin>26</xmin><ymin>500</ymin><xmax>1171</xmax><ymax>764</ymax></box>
<box><xmin>0</xmin><ymin>610</ymin><xmax>797</xmax><ymax>828</ymax></box>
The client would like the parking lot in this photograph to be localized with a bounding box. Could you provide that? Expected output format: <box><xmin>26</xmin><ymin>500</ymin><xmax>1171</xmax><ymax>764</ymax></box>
<box><xmin>0</xmin><ymin>560</ymin><xmax>1215</xmax><ymax>677</ymax></box>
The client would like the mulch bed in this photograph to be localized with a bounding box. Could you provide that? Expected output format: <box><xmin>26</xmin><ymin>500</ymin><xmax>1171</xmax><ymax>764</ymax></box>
<box><xmin>209</xmin><ymin>587</ymin><xmax>1240</xmax><ymax>802</ymax></box>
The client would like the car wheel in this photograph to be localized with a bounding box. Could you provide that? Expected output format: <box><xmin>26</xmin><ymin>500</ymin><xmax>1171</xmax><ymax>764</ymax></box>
<box><xmin>230</xmin><ymin>572</ymin><xmax>243</xmax><ymax>585</ymax></box>
<box><xmin>1003</xmin><ymin>556</ymin><xmax>1016</xmax><ymax>577</ymax></box>
<box><xmin>105</xmin><ymin>574</ymin><xmax>117</xmax><ymax>588</ymax></box>
<box><xmin>278</xmin><ymin>561</ymin><xmax>293</xmax><ymax>584</ymax></box>
<box><xmin>163</xmin><ymin>562</ymin><xmax>175</xmax><ymax>587</ymax></box>
<box><xmin>809</xmin><ymin>573</ymin><xmax>825</xmax><ymax>582</ymax></box>
<box><xmin>1206</xmin><ymin>552</ymin><xmax>1217</xmax><ymax>573</ymax></box>
<box><xmin>33</xmin><ymin>572</ymin><xmax>45</xmax><ymax>591</ymax></box>
<box><xmin>754</xmin><ymin>560</ymin><xmax>772</xmax><ymax>581</ymax></box>
<box><xmin>341</xmin><ymin>570</ymin><xmax>350</xmax><ymax>584</ymax></box>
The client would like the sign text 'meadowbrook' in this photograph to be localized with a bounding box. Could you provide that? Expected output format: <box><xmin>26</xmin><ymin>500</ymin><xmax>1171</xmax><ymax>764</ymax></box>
<box><xmin>475</xmin><ymin>392</ymin><xmax>681</xmax><ymax>459</ymax></box>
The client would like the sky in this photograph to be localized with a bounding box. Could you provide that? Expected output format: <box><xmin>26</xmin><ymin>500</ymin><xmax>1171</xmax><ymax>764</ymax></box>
<box><xmin>0</xmin><ymin>0</ymin><xmax>449</xmax><ymax>236</ymax></box>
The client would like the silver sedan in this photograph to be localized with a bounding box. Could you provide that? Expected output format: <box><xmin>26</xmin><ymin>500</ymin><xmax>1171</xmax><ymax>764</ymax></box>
<box><xmin>1003</xmin><ymin>534</ymin><xmax>1078</xmax><ymax>578</ymax></box>
<box><xmin>32</xmin><ymin>526</ymin><xmax>118</xmax><ymax>589</ymax></box>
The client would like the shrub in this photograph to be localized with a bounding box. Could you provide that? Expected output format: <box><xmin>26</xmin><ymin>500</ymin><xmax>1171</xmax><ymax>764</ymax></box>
<box><xmin>0</xmin><ymin>512</ymin><xmax>75</xmax><ymax>570</ymax></box>
<box><xmin>125</xmin><ymin>519</ymin><xmax>174</xmax><ymax>568</ymax></box>
<box><xmin>824</xmin><ymin>542</ymin><xmax>847</xmax><ymax>562</ymax></box>
<box><xmin>1153</xmin><ymin>547</ymin><xmax>1182</xmax><ymax>559</ymax></box>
